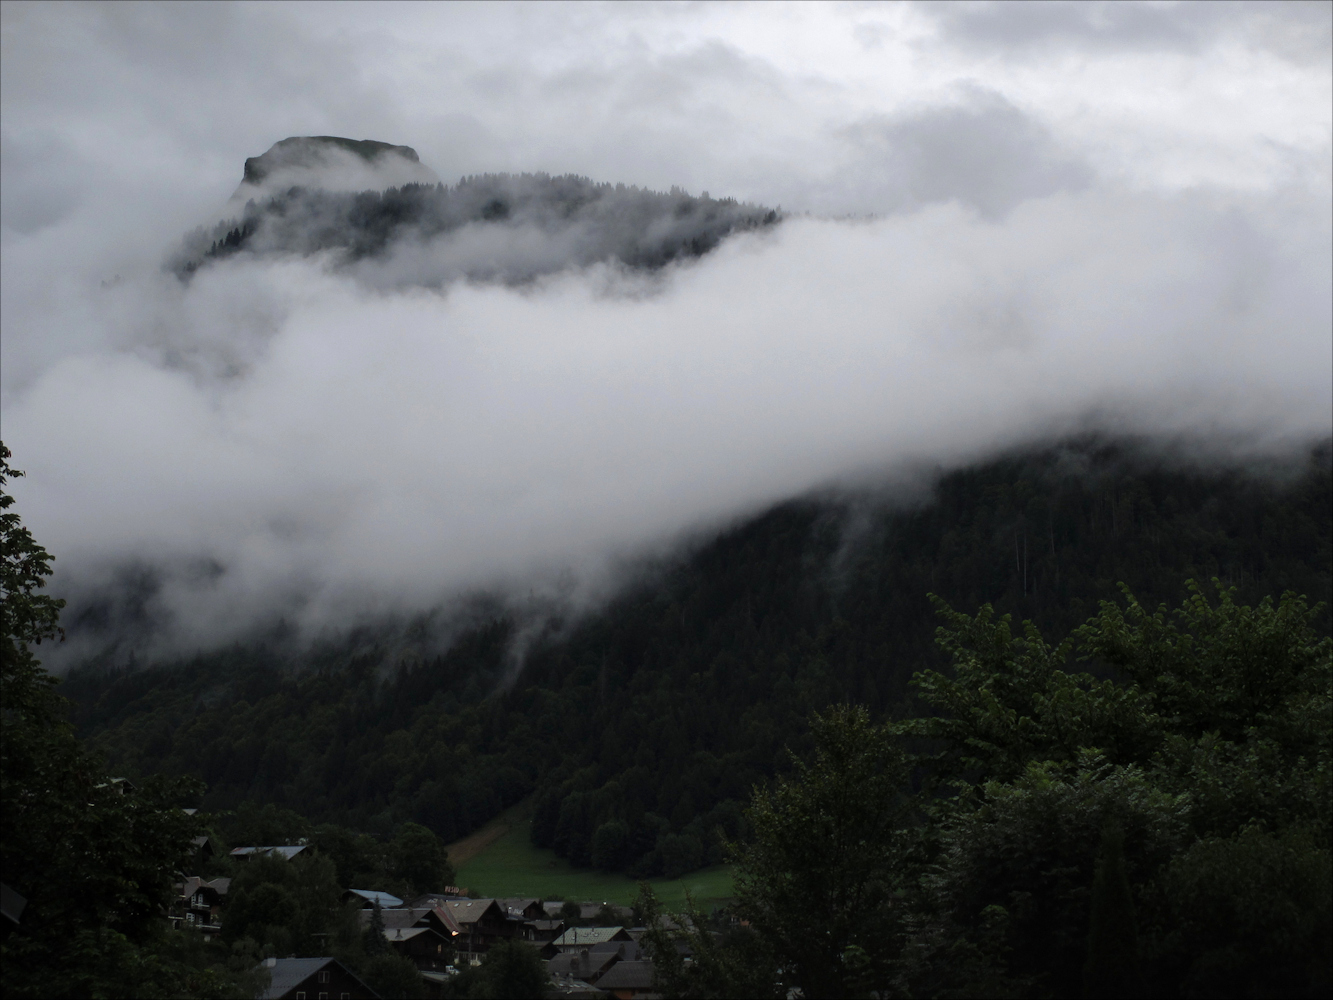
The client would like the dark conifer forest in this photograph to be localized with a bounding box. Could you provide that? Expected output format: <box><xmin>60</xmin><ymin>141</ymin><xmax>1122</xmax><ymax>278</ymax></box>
<box><xmin>171</xmin><ymin>173</ymin><xmax>780</xmax><ymax>285</ymax></box>
<box><xmin>62</xmin><ymin>439</ymin><xmax>1332</xmax><ymax>881</ymax></box>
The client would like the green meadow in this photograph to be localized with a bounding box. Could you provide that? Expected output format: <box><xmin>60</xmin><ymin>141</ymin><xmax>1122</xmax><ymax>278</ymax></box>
<box><xmin>453</xmin><ymin>811</ymin><xmax>734</xmax><ymax>910</ymax></box>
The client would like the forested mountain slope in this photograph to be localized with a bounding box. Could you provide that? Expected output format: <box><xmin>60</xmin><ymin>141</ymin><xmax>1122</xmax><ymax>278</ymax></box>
<box><xmin>173</xmin><ymin>168</ymin><xmax>779</xmax><ymax>285</ymax></box>
<box><xmin>62</xmin><ymin>439</ymin><xmax>1332</xmax><ymax>878</ymax></box>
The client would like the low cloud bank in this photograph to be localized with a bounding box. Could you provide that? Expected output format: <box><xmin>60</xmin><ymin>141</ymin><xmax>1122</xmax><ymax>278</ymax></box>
<box><xmin>2</xmin><ymin>2</ymin><xmax>1328</xmax><ymax>667</ymax></box>
<box><xmin>3</xmin><ymin>175</ymin><xmax>1330</xmax><ymax>665</ymax></box>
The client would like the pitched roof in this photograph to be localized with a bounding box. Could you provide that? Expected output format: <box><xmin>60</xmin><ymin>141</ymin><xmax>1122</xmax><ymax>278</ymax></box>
<box><xmin>230</xmin><ymin>845</ymin><xmax>308</xmax><ymax>861</ymax></box>
<box><xmin>547</xmin><ymin>949</ymin><xmax>617</xmax><ymax>982</ymax></box>
<box><xmin>180</xmin><ymin>876</ymin><xmax>231</xmax><ymax>901</ymax></box>
<box><xmin>442</xmin><ymin>898</ymin><xmax>505</xmax><ymax>926</ymax></box>
<box><xmin>432</xmin><ymin>904</ymin><xmax>463</xmax><ymax>935</ymax></box>
<box><xmin>595</xmin><ymin>960</ymin><xmax>656</xmax><ymax>990</ymax></box>
<box><xmin>553</xmin><ymin>927</ymin><xmax>631</xmax><ymax>948</ymax></box>
<box><xmin>588</xmin><ymin>941</ymin><xmax>648</xmax><ymax>961</ymax></box>
<box><xmin>256</xmin><ymin>957</ymin><xmax>375</xmax><ymax>1000</ymax></box>
<box><xmin>384</xmin><ymin>926</ymin><xmax>439</xmax><ymax>943</ymax></box>
<box><xmin>347</xmin><ymin>889</ymin><xmax>404</xmax><ymax>908</ymax></box>
<box><xmin>498</xmin><ymin>897</ymin><xmax>544</xmax><ymax>917</ymax></box>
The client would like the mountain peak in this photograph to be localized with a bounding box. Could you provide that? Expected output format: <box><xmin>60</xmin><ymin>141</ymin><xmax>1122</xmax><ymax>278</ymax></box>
<box><xmin>233</xmin><ymin>136</ymin><xmax>438</xmax><ymax>198</ymax></box>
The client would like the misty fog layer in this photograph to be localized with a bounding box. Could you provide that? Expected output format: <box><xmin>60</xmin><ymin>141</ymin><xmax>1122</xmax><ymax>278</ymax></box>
<box><xmin>1</xmin><ymin>2</ymin><xmax>1329</xmax><ymax>662</ymax></box>
<box><xmin>7</xmin><ymin>179</ymin><xmax>1331</xmax><ymax>659</ymax></box>
<box><xmin>176</xmin><ymin>160</ymin><xmax>779</xmax><ymax>288</ymax></box>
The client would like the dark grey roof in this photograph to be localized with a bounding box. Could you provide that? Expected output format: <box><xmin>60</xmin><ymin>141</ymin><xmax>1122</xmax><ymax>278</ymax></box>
<box><xmin>553</xmin><ymin>926</ymin><xmax>629</xmax><ymax>948</ymax></box>
<box><xmin>230</xmin><ymin>845</ymin><xmax>308</xmax><ymax>861</ymax></box>
<box><xmin>346</xmin><ymin>889</ymin><xmax>404</xmax><ymax>908</ymax></box>
<box><xmin>384</xmin><ymin>926</ymin><xmax>438</xmax><ymax>943</ymax></box>
<box><xmin>595</xmin><ymin>960</ymin><xmax>656</xmax><ymax>990</ymax></box>
<box><xmin>589</xmin><ymin>941</ymin><xmax>648</xmax><ymax>961</ymax></box>
<box><xmin>547</xmin><ymin>950</ymin><xmax>617</xmax><ymax>981</ymax></box>
<box><xmin>442</xmin><ymin>898</ymin><xmax>505</xmax><ymax>925</ymax></box>
<box><xmin>1</xmin><ymin>883</ymin><xmax>27</xmax><ymax>926</ymax></box>
<box><xmin>256</xmin><ymin>957</ymin><xmax>375</xmax><ymax>1000</ymax></box>
<box><xmin>359</xmin><ymin>906</ymin><xmax>432</xmax><ymax>929</ymax></box>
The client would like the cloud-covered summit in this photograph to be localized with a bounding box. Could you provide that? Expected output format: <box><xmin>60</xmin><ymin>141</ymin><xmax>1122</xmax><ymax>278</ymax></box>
<box><xmin>233</xmin><ymin>135</ymin><xmax>439</xmax><ymax>200</ymax></box>
<box><xmin>177</xmin><ymin>140</ymin><xmax>780</xmax><ymax>288</ymax></box>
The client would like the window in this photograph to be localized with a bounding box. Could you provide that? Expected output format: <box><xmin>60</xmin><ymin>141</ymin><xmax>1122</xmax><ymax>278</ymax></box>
<box><xmin>318</xmin><ymin>971</ymin><xmax>330</xmax><ymax>983</ymax></box>
<box><xmin>295</xmin><ymin>994</ymin><xmax>305</xmax><ymax>999</ymax></box>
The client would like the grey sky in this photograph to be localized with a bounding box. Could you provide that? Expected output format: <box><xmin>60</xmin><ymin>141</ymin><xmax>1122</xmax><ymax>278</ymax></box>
<box><xmin>1</xmin><ymin>1</ymin><xmax>1329</xmax><ymax>659</ymax></box>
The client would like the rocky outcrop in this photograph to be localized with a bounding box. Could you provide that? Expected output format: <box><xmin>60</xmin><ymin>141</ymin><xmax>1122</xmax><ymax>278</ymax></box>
<box><xmin>232</xmin><ymin>136</ymin><xmax>439</xmax><ymax>199</ymax></box>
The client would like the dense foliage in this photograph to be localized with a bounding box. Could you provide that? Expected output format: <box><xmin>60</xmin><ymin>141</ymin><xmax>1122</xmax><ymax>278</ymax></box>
<box><xmin>63</xmin><ymin>441</ymin><xmax>1331</xmax><ymax>885</ymax></box>
<box><xmin>1</xmin><ymin>444</ymin><xmax>457</xmax><ymax>998</ymax></box>
<box><xmin>1</xmin><ymin>444</ymin><xmax>259</xmax><ymax>998</ymax></box>
<box><xmin>172</xmin><ymin>172</ymin><xmax>780</xmax><ymax>284</ymax></box>
<box><xmin>639</xmin><ymin>582</ymin><xmax>1331</xmax><ymax>998</ymax></box>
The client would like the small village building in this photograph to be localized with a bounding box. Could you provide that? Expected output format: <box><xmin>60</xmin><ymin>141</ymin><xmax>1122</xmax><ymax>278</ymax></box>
<box><xmin>547</xmin><ymin>947</ymin><xmax>618</xmax><ymax>985</ymax></box>
<box><xmin>190</xmin><ymin>834</ymin><xmax>215</xmax><ymax>866</ymax></box>
<box><xmin>498</xmin><ymin>897</ymin><xmax>546</xmax><ymax>920</ymax></box>
<box><xmin>360</xmin><ymin>906</ymin><xmax>460</xmax><ymax>938</ymax></box>
<box><xmin>255</xmin><ymin>957</ymin><xmax>377</xmax><ymax>999</ymax></box>
<box><xmin>548</xmin><ymin>940</ymin><xmax>649</xmax><ymax>986</ymax></box>
<box><xmin>440</xmin><ymin>899</ymin><xmax>511</xmax><ymax>961</ymax></box>
<box><xmin>381</xmin><ymin>926</ymin><xmax>453</xmax><ymax>972</ymax></box>
<box><xmin>530</xmin><ymin>918</ymin><xmax>567</xmax><ymax>949</ymax></box>
<box><xmin>172</xmin><ymin>876</ymin><xmax>230</xmax><ymax>934</ymax></box>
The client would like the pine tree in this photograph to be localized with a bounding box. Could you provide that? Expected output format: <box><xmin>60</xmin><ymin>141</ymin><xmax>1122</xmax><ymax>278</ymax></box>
<box><xmin>362</xmin><ymin>899</ymin><xmax>389</xmax><ymax>956</ymax></box>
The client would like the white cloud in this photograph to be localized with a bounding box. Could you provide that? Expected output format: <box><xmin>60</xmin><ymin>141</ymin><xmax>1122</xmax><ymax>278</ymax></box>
<box><xmin>0</xmin><ymin>1</ymin><xmax>1328</xmax><ymax>661</ymax></box>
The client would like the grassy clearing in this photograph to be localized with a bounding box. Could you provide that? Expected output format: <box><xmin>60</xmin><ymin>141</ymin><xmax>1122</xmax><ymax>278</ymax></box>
<box><xmin>451</xmin><ymin>805</ymin><xmax>734</xmax><ymax>910</ymax></box>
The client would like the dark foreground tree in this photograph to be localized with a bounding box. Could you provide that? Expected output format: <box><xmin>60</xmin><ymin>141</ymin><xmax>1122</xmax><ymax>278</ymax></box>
<box><xmin>732</xmin><ymin>704</ymin><xmax>910</xmax><ymax>998</ymax></box>
<box><xmin>0</xmin><ymin>444</ymin><xmax>255</xmax><ymax>998</ymax></box>
<box><xmin>442</xmin><ymin>939</ymin><xmax>548</xmax><ymax>999</ymax></box>
<box><xmin>898</xmin><ymin>580</ymin><xmax>1332</xmax><ymax>998</ymax></box>
<box><xmin>361</xmin><ymin>951</ymin><xmax>427</xmax><ymax>999</ymax></box>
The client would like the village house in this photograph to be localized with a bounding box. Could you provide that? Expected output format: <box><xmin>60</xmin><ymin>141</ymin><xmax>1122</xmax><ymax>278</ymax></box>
<box><xmin>552</xmin><ymin>926</ymin><xmax>634</xmax><ymax>953</ymax></box>
<box><xmin>170</xmin><ymin>876</ymin><xmax>231</xmax><ymax>935</ymax></box>
<box><xmin>439</xmin><ymin>898</ymin><xmax>513</xmax><ymax>961</ymax></box>
<box><xmin>547</xmin><ymin>940</ymin><xmax>650</xmax><ymax>988</ymax></box>
<box><xmin>381</xmin><ymin>925</ymin><xmax>453</xmax><ymax>972</ymax></box>
<box><xmin>255</xmin><ymin>956</ymin><xmax>378</xmax><ymax>999</ymax></box>
<box><xmin>529</xmin><ymin>917</ymin><xmax>567</xmax><ymax>949</ymax></box>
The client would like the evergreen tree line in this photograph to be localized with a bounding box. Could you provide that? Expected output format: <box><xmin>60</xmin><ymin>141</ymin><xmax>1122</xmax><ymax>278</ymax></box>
<box><xmin>62</xmin><ymin>440</ymin><xmax>1331</xmax><ymax>885</ymax></box>
<box><xmin>170</xmin><ymin>172</ymin><xmax>780</xmax><ymax>283</ymax></box>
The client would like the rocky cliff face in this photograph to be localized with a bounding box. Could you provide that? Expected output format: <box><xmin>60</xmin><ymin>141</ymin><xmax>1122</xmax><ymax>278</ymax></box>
<box><xmin>232</xmin><ymin>135</ymin><xmax>439</xmax><ymax>200</ymax></box>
